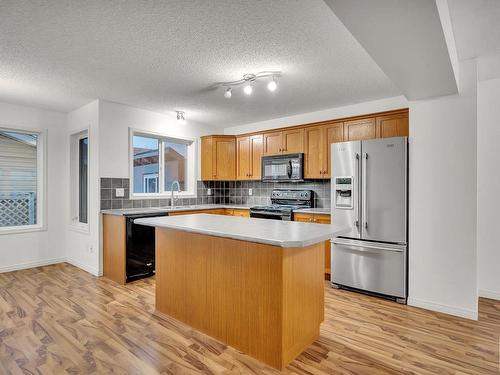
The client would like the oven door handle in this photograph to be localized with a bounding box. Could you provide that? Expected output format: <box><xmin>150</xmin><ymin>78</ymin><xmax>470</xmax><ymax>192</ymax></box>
<box><xmin>287</xmin><ymin>160</ymin><xmax>292</xmax><ymax>178</ymax></box>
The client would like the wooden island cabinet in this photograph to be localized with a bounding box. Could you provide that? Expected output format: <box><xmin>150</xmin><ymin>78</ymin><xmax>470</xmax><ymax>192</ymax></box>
<box><xmin>201</xmin><ymin>109</ymin><xmax>408</xmax><ymax>181</ymax></box>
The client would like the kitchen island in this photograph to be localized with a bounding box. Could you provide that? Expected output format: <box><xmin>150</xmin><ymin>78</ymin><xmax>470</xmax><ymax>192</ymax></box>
<box><xmin>135</xmin><ymin>214</ymin><xmax>348</xmax><ymax>370</ymax></box>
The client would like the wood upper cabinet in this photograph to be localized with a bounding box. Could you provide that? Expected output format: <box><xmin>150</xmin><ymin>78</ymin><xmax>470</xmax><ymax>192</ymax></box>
<box><xmin>263</xmin><ymin>131</ymin><xmax>282</xmax><ymax>155</ymax></box>
<box><xmin>263</xmin><ymin>129</ymin><xmax>304</xmax><ymax>155</ymax></box>
<box><xmin>201</xmin><ymin>136</ymin><xmax>235</xmax><ymax>181</ymax></box>
<box><xmin>236</xmin><ymin>134</ymin><xmax>263</xmax><ymax>180</ymax></box>
<box><xmin>202</xmin><ymin>109</ymin><xmax>408</xmax><ymax>181</ymax></box>
<box><xmin>376</xmin><ymin>112</ymin><xmax>409</xmax><ymax>138</ymax></box>
<box><xmin>236</xmin><ymin>136</ymin><xmax>250</xmax><ymax>180</ymax></box>
<box><xmin>282</xmin><ymin>128</ymin><xmax>304</xmax><ymax>153</ymax></box>
<box><xmin>323</xmin><ymin>122</ymin><xmax>344</xmax><ymax>178</ymax></box>
<box><xmin>304</xmin><ymin>126</ymin><xmax>324</xmax><ymax>179</ymax></box>
<box><xmin>304</xmin><ymin>122</ymin><xmax>343</xmax><ymax>179</ymax></box>
<box><xmin>249</xmin><ymin>134</ymin><xmax>263</xmax><ymax>179</ymax></box>
<box><xmin>343</xmin><ymin>118</ymin><xmax>376</xmax><ymax>141</ymax></box>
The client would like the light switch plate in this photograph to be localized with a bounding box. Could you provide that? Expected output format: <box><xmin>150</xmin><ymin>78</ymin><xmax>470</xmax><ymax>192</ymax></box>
<box><xmin>207</xmin><ymin>188</ymin><xmax>212</xmax><ymax>196</ymax></box>
<box><xmin>115</xmin><ymin>188</ymin><xmax>125</xmax><ymax>197</ymax></box>
<box><xmin>248</xmin><ymin>188</ymin><xmax>253</xmax><ymax>196</ymax></box>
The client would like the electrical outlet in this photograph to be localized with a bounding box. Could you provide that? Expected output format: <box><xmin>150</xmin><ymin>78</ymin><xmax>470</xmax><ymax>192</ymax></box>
<box><xmin>207</xmin><ymin>188</ymin><xmax>212</xmax><ymax>196</ymax></box>
<box><xmin>248</xmin><ymin>188</ymin><xmax>253</xmax><ymax>196</ymax></box>
<box><xmin>115</xmin><ymin>188</ymin><xmax>125</xmax><ymax>197</ymax></box>
<box><xmin>87</xmin><ymin>244</ymin><xmax>94</xmax><ymax>254</ymax></box>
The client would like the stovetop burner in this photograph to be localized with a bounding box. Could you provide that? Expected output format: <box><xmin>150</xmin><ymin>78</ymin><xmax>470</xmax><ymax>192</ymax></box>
<box><xmin>250</xmin><ymin>189</ymin><xmax>314</xmax><ymax>220</ymax></box>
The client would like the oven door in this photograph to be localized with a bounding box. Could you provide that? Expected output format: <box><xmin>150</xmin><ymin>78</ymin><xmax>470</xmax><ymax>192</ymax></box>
<box><xmin>250</xmin><ymin>210</ymin><xmax>289</xmax><ymax>220</ymax></box>
<box><xmin>261</xmin><ymin>154</ymin><xmax>303</xmax><ymax>181</ymax></box>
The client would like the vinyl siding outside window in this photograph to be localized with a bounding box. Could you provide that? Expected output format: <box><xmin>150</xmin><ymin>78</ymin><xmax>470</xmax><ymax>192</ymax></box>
<box><xmin>0</xmin><ymin>129</ymin><xmax>42</xmax><ymax>230</ymax></box>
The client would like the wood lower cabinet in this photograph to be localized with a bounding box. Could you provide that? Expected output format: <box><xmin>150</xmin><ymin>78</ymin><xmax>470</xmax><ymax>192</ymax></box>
<box><xmin>236</xmin><ymin>134</ymin><xmax>263</xmax><ymax>180</ymax></box>
<box><xmin>293</xmin><ymin>212</ymin><xmax>332</xmax><ymax>279</ymax></box>
<box><xmin>376</xmin><ymin>113</ymin><xmax>409</xmax><ymax>138</ymax></box>
<box><xmin>201</xmin><ymin>136</ymin><xmax>236</xmax><ymax>181</ymax></box>
<box><xmin>169</xmin><ymin>209</ymin><xmax>226</xmax><ymax>216</ymax></box>
<box><xmin>263</xmin><ymin>128</ymin><xmax>304</xmax><ymax>155</ymax></box>
<box><xmin>103</xmin><ymin>214</ymin><xmax>126</xmax><ymax>285</ymax></box>
<box><xmin>304</xmin><ymin>122</ymin><xmax>343</xmax><ymax>179</ymax></box>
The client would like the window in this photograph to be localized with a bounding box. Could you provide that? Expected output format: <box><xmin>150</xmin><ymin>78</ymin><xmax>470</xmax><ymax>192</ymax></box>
<box><xmin>79</xmin><ymin>137</ymin><xmax>88</xmax><ymax>223</ymax></box>
<box><xmin>130</xmin><ymin>130</ymin><xmax>195</xmax><ymax>197</ymax></box>
<box><xmin>70</xmin><ymin>130</ymin><xmax>89</xmax><ymax>227</ymax></box>
<box><xmin>0</xmin><ymin>128</ymin><xmax>44</xmax><ymax>231</ymax></box>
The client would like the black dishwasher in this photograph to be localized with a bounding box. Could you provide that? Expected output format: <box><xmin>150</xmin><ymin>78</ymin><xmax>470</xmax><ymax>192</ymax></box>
<box><xmin>125</xmin><ymin>212</ymin><xmax>168</xmax><ymax>282</ymax></box>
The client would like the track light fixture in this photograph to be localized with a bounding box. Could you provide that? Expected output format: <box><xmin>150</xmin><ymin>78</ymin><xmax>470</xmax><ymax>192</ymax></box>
<box><xmin>176</xmin><ymin>111</ymin><xmax>186</xmax><ymax>124</ymax></box>
<box><xmin>267</xmin><ymin>76</ymin><xmax>277</xmax><ymax>92</ymax></box>
<box><xmin>243</xmin><ymin>84</ymin><xmax>253</xmax><ymax>95</ymax></box>
<box><xmin>220</xmin><ymin>71</ymin><xmax>281</xmax><ymax>99</ymax></box>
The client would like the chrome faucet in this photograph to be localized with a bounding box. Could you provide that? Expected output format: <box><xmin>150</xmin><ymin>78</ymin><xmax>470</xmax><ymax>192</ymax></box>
<box><xmin>171</xmin><ymin>180</ymin><xmax>180</xmax><ymax>207</ymax></box>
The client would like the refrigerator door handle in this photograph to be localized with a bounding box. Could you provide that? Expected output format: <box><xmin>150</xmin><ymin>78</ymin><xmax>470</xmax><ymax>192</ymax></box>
<box><xmin>354</xmin><ymin>152</ymin><xmax>360</xmax><ymax>228</ymax></box>
<box><xmin>362</xmin><ymin>152</ymin><xmax>368</xmax><ymax>229</ymax></box>
<box><xmin>331</xmin><ymin>239</ymin><xmax>406</xmax><ymax>252</ymax></box>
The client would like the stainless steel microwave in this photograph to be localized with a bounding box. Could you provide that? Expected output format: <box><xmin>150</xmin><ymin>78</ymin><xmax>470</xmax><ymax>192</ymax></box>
<box><xmin>261</xmin><ymin>153</ymin><xmax>304</xmax><ymax>182</ymax></box>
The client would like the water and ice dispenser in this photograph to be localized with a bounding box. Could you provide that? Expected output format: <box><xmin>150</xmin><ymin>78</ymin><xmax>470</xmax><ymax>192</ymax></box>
<box><xmin>334</xmin><ymin>176</ymin><xmax>353</xmax><ymax>209</ymax></box>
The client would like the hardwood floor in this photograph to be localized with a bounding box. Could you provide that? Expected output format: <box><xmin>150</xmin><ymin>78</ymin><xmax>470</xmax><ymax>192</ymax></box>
<box><xmin>0</xmin><ymin>263</ymin><xmax>498</xmax><ymax>374</ymax></box>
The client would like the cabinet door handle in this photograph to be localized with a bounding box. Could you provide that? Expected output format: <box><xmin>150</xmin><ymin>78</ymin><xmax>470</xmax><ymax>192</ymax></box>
<box><xmin>320</xmin><ymin>170</ymin><xmax>323</xmax><ymax>175</ymax></box>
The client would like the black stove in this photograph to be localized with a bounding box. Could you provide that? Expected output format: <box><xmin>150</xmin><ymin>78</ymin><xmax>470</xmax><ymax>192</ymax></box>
<box><xmin>250</xmin><ymin>189</ymin><xmax>314</xmax><ymax>221</ymax></box>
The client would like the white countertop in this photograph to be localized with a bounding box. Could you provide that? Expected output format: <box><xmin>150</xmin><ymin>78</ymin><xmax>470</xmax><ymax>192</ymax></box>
<box><xmin>101</xmin><ymin>204</ymin><xmax>332</xmax><ymax>216</ymax></box>
<box><xmin>101</xmin><ymin>204</ymin><xmax>251</xmax><ymax>216</ymax></box>
<box><xmin>135</xmin><ymin>214</ymin><xmax>348</xmax><ymax>248</ymax></box>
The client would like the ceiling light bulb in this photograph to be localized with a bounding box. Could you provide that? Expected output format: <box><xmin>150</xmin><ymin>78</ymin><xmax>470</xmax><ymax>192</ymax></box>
<box><xmin>267</xmin><ymin>79</ymin><xmax>277</xmax><ymax>92</ymax></box>
<box><xmin>224</xmin><ymin>88</ymin><xmax>232</xmax><ymax>99</ymax></box>
<box><xmin>243</xmin><ymin>84</ymin><xmax>253</xmax><ymax>95</ymax></box>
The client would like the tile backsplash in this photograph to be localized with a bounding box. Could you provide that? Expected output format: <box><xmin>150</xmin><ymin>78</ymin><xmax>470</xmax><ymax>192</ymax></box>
<box><xmin>100</xmin><ymin>178</ymin><xmax>331</xmax><ymax>210</ymax></box>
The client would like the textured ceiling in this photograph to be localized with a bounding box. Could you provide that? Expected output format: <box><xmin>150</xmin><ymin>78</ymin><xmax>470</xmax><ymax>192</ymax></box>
<box><xmin>0</xmin><ymin>0</ymin><xmax>400</xmax><ymax>128</ymax></box>
<box><xmin>448</xmin><ymin>0</ymin><xmax>500</xmax><ymax>61</ymax></box>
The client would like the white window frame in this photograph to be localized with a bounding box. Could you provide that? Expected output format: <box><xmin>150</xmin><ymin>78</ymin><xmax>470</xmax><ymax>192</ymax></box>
<box><xmin>142</xmin><ymin>173</ymin><xmax>159</xmax><ymax>193</ymax></box>
<box><xmin>69</xmin><ymin>128</ymin><xmax>90</xmax><ymax>233</ymax></box>
<box><xmin>129</xmin><ymin>128</ymin><xmax>197</xmax><ymax>198</ymax></box>
<box><xmin>0</xmin><ymin>125</ymin><xmax>47</xmax><ymax>235</ymax></box>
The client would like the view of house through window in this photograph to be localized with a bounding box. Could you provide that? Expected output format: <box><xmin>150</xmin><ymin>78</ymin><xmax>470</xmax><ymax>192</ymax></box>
<box><xmin>0</xmin><ymin>129</ymin><xmax>39</xmax><ymax>228</ymax></box>
<box><xmin>133</xmin><ymin>135</ymin><xmax>160</xmax><ymax>193</ymax></box>
<box><xmin>132</xmin><ymin>132</ymin><xmax>192</xmax><ymax>195</ymax></box>
<box><xmin>164</xmin><ymin>141</ymin><xmax>187</xmax><ymax>191</ymax></box>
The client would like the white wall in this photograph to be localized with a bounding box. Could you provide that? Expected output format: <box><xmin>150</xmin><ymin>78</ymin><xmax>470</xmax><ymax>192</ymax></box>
<box><xmin>65</xmin><ymin>100</ymin><xmax>101</xmax><ymax>275</ymax></box>
<box><xmin>223</xmin><ymin>96</ymin><xmax>408</xmax><ymax>134</ymax></box>
<box><xmin>408</xmin><ymin>59</ymin><xmax>478</xmax><ymax>319</ymax></box>
<box><xmin>98</xmin><ymin>100</ymin><xmax>218</xmax><ymax>180</ymax></box>
<box><xmin>0</xmin><ymin>102</ymin><xmax>67</xmax><ymax>271</ymax></box>
<box><xmin>477</xmin><ymin>77</ymin><xmax>500</xmax><ymax>300</ymax></box>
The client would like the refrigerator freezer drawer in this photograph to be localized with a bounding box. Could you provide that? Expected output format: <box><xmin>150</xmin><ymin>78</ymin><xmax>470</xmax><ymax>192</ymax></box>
<box><xmin>331</xmin><ymin>240</ymin><xmax>406</xmax><ymax>298</ymax></box>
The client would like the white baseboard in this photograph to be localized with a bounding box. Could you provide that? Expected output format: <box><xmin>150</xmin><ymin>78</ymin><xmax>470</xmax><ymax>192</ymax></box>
<box><xmin>408</xmin><ymin>297</ymin><xmax>478</xmax><ymax>320</ymax></box>
<box><xmin>0</xmin><ymin>258</ymin><xmax>66</xmax><ymax>273</ymax></box>
<box><xmin>65</xmin><ymin>257</ymin><xmax>100</xmax><ymax>276</ymax></box>
<box><xmin>479</xmin><ymin>289</ymin><xmax>500</xmax><ymax>301</ymax></box>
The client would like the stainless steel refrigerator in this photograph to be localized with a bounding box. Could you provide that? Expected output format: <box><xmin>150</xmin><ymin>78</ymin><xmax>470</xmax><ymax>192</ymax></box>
<box><xmin>330</xmin><ymin>136</ymin><xmax>408</xmax><ymax>303</ymax></box>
